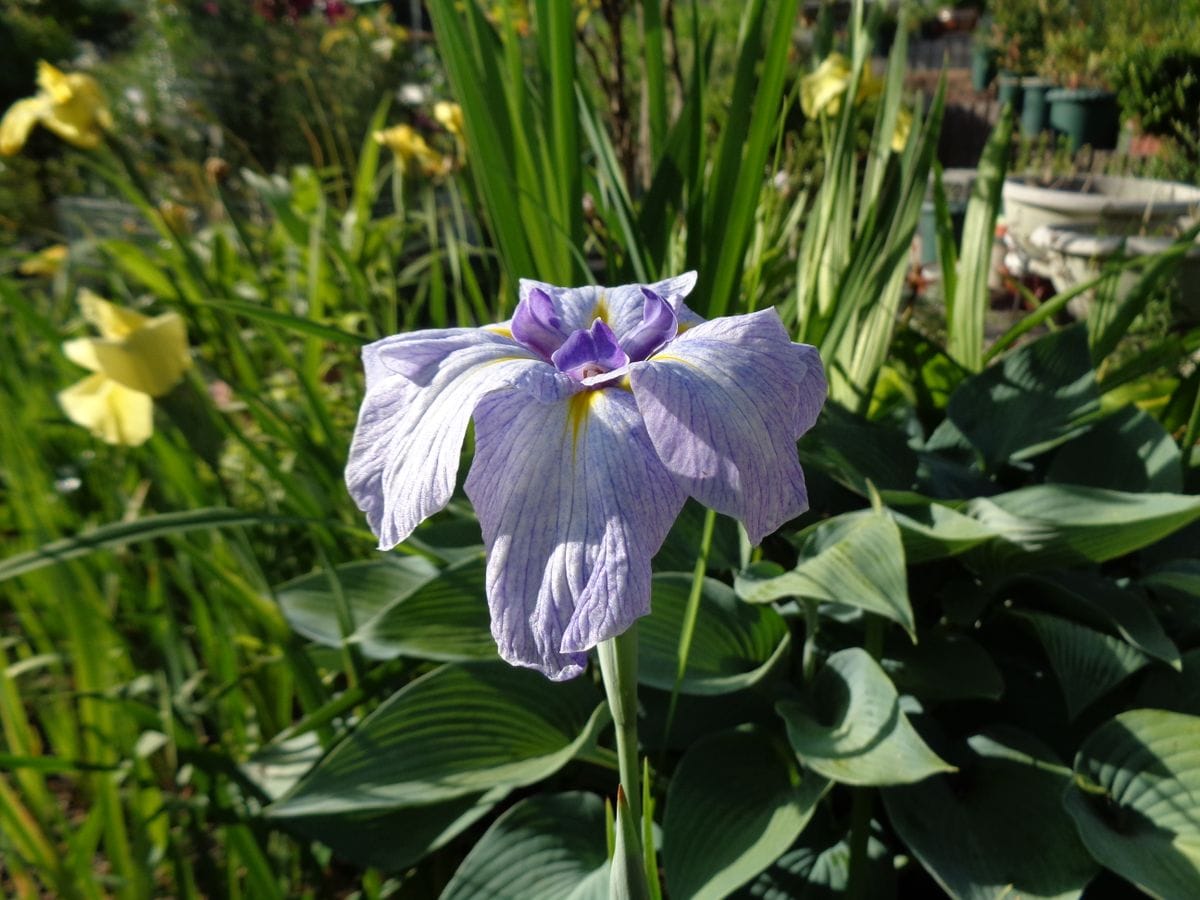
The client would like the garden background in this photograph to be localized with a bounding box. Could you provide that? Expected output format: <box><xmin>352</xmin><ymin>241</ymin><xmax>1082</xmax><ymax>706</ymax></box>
<box><xmin>3</xmin><ymin>0</ymin><xmax>1200</xmax><ymax>897</ymax></box>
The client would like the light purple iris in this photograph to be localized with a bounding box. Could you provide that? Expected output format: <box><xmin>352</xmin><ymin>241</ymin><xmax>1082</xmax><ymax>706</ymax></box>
<box><xmin>345</xmin><ymin>273</ymin><xmax>827</xmax><ymax>680</ymax></box>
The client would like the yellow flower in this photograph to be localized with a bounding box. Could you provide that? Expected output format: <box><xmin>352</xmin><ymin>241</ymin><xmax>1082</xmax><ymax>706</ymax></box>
<box><xmin>373</xmin><ymin>124</ymin><xmax>451</xmax><ymax>177</ymax></box>
<box><xmin>891</xmin><ymin>106</ymin><xmax>913</xmax><ymax>153</ymax></box>
<box><xmin>433</xmin><ymin>101</ymin><xmax>464</xmax><ymax>139</ymax></box>
<box><xmin>18</xmin><ymin>244</ymin><xmax>68</xmax><ymax>277</ymax></box>
<box><xmin>0</xmin><ymin>61</ymin><xmax>113</xmax><ymax>156</ymax></box>
<box><xmin>58</xmin><ymin>290</ymin><xmax>191</xmax><ymax>446</ymax></box>
<box><xmin>800</xmin><ymin>52</ymin><xmax>886</xmax><ymax>119</ymax></box>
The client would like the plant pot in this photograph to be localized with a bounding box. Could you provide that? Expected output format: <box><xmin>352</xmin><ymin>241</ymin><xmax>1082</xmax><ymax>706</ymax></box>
<box><xmin>996</xmin><ymin>72</ymin><xmax>1023</xmax><ymax>111</ymax></box>
<box><xmin>917</xmin><ymin>168</ymin><xmax>976</xmax><ymax>265</ymax></box>
<box><xmin>1019</xmin><ymin>77</ymin><xmax>1053</xmax><ymax>136</ymax></box>
<box><xmin>971</xmin><ymin>44</ymin><xmax>998</xmax><ymax>90</ymax></box>
<box><xmin>1029</xmin><ymin>221</ymin><xmax>1200</xmax><ymax>322</ymax></box>
<box><xmin>1047</xmin><ymin>88</ymin><xmax>1119</xmax><ymax>151</ymax></box>
<box><xmin>1001</xmin><ymin>174</ymin><xmax>1200</xmax><ymax>260</ymax></box>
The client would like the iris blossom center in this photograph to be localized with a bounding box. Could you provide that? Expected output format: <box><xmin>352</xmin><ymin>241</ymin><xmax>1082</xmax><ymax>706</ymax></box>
<box><xmin>511</xmin><ymin>286</ymin><xmax>679</xmax><ymax>387</ymax></box>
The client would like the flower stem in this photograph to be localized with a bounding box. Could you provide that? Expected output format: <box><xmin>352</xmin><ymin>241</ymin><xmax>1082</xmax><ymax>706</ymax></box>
<box><xmin>597</xmin><ymin>625</ymin><xmax>642</xmax><ymax>831</ymax></box>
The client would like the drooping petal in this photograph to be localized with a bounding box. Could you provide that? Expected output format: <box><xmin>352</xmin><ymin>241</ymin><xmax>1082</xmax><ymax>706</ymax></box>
<box><xmin>41</xmin><ymin>72</ymin><xmax>110</xmax><ymax>150</ymax></box>
<box><xmin>800</xmin><ymin>52</ymin><xmax>851</xmax><ymax>119</ymax></box>
<box><xmin>0</xmin><ymin>97</ymin><xmax>48</xmax><ymax>157</ymax></box>
<box><xmin>465</xmin><ymin>382</ymin><xmax>687</xmax><ymax>680</ymax></box>
<box><xmin>58</xmin><ymin>373</ymin><xmax>153</xmax><ymax>446</ymax></box>
<box><xmin>62</xmin><ymin>312</ymin><xmax>190</xmax><ymax>396</ymax></box>
<box><xmin>630</xmin><ymin>308</ymin><xmax>827</xmax><ymax>544</ymax></box>
<box><xmin>346</xmin><ymin>328</ymin><xmax>545</xmax><ymax>550</ymax></box>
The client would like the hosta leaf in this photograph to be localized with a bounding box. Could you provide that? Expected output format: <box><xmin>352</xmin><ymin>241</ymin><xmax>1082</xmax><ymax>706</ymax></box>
<box><xmin>1010</xmin><ymin>571</ymin><xmax>1179</xmax><ymax>669</ymax></box>
<box><xmin>274</xmin><ymin>556</ymin><xmax>438</xmax><ymax>648</ymax></box>
<box><xmin>963</xmin><ymin>486</ymin><xmax>1200</xmax><ymax>573</ymax></box>
<box><xmin>882</xmin><ymin>630</ymin><xmax>1004</xmax><ymax>704</ymax></box>
<box><xmin>883</xmin><ymin>729</ymin><xmax>1098</xmax><ymax>900</ymax></box>
<box><xmin>1047</xmin><ymin>406</ymin><xmax>1182</xmax><ymax>493</ymax></box>
<box><xmin>889</xmin><ymin>502</ymin><xmax>996</xmax><ymax>563</ymax></box>
<box><xmin>352</xmin><ymin>555</ymin><xmax>496</xmax><ymax>661</ymax></box>
<box><xmin>639</xmin><ymin>574</ymin><xmax>790</xmax><ymax>695</ymax></box>
<box><xmin>1064</xmin><ymin>709</ymin><xmax>1200</xmax><ymax>900</ymax></box>
<box><xmin>1136</xmin><ymin>648</ymin><xmax>1200</xmax><ymax>716</ymax></box>
<box><xmin>663</xmin><ymin>728</ymin><xmax>828</xmax><ymax>900</ymax></box>
<box><xmin>267</xmin><ymin>663</ymin><xmax>604</xmax><ymax>816</ymax></box>
<box><xmin>777</xmin><ymin>648</ymin><xmax>953</xmax><ymax>786</ymax></box>
<box><xmin>947</xmin><ymin>324</ymin><xmax>1100</xmax><ymax>469</ymax></box>
<box><xmin>736</xmin><ymin>511</ymin><xmax>914</xmax><ymax>639</ymax></box>
<box><xmin>285</xmin><ymin>791</ymin><xmax>503</xmax><ymax>873</ymax></box>
<box><xmin>738</xmin><ymin>811</ymin><xmax>895</xmax><ymax>899</ymax></box>
<box><xmin>1015</xmin><ymin>611</ymin><xmax>1150</xmax><ymax>719</ymax></box>
<box><xmin>441</xmin><ymin>792</ymin><xmax>608</xmax><ymax>900</ymax></box>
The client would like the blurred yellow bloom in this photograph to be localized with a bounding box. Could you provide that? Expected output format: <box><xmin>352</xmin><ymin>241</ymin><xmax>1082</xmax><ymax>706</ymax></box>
<box><xmin>18</xmin><ymin>244</ymin><xmax>68</xmax><ymax>277</ymax></box>
<box><xmin>891</xmin><ymin>106</ymin><xmax>913</xmax><ymax>152</ymax></box>
<box><xmin>58</xmin><ymin>290</ymin><xmax>191</xmax><ymax>446</ymax></box>
<box><xmin>0</xmin><ymin>61</ymin><xmax>113</xmax><ymax>156</ymax></box>
<box><xmin>374</xmin><ymin>124</ymin><xmax>451</xmax><ymax>177</ymax></box>
<box><xmin>800</xmin><ymin>52</ymin><xmax>886</xmax><ymax>119</ymax></box>
<box><xmin>433</xmin><ymin>101</ymin><xmax>464</xmax><ymax>139</ymax></box>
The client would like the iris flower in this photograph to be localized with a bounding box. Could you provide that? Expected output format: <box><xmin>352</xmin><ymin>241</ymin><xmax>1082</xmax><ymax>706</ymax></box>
<box><xmin>346</xmin><ymin>274</ymin><xmax>826</xmax><ymax>680</ymax></box>
<box><xmin>433</xmin><ymin>101</ymin><xmax>464</xmax><ymax>139</ymax></box>
<box><xmin>0</xmin><ymin>61</ymin><xmax>112</xmax><ymax>156</ymax></box>
<box><xmin>58</xmin><ymin>291</ymin><xmax>191</xmax><ymax>446</ymax></box>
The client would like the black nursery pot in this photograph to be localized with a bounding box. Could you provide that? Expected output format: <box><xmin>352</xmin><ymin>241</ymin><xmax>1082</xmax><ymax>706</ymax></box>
<box><xmin>1047</xmin><ymin>88</ymin><xmax>1120</xmax><ymax>152</ymax></box>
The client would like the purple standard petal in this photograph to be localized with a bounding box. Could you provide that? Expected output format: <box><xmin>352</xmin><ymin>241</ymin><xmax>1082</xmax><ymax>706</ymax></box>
<box><xmin>346</xmin><ymin>328</ymin><xmax>544</xmax><ymax>550</ymax></box>
<box><xmin>630</xmin><ymin>308</ymin><xmax>827</xmax><ymax>544</ymax></box>
<box><xmin>551</xmin><ymin>319</ymin><xmax>630</xmax><ymax>383</ymax></box>
<box><xmin>511</xmin><ymin>287</ymin><xmax>567</xmax><ymax>360</ymax></box>
<box><xmin>465</xmin><ymin>382</ymin><xmax>687</xmax><ymax>680</ymax></box>
<box><xmin>618</xmin><ymin>288</ymin><xmax>678</xmax><ymax>362</ymax></box>
<box><xmin>517</xmin><ymin>279</ymin><xmax>604</xmax><ymax>333</ymax></box>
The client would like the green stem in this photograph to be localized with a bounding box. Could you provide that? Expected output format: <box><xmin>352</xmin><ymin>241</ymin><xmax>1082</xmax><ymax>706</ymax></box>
<box><xmin>663</xmin><ymin>507</ymin><xmax>717</xmax><ymax>746</ymax></box>
<box><xmin>847</xmin><ymin>614</ymin><xmax>885</xmax><ymax>900</ymax></box>
<box><xmin>597</xmin><ymin>626</ymin><xmax>642</xmax><ymax>830</ymax></box>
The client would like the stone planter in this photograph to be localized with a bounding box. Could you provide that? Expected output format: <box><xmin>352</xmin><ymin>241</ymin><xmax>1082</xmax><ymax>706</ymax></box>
<box><xmin>1002</xmin><ymin>174</ymin><xmax>1200</xmax><ymax>260</ymax></box>
<box><xmin>1029</xmin><ymin>222</ymin><xmax>1200</xmax><ymax>322</ymax></box>
<box><xmin>1047</xmin><ymin>88</ymin><xmax>1119</xmax><ymax>151</ymax></box>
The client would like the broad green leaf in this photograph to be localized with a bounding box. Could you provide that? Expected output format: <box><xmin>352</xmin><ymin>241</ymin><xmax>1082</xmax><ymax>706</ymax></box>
<box><xmin>798</xmin><ymin>404</ymin><xmax>919</xmax><ymax>495</ymax></box>
<box><xmin>1136</xmin><ymin>649</ymin><xmax>1200</xmax><ymax>716</ymax></box>
<box><xmin>285</xmin><ymin>791</ymin><xmax>503</xmax><ymax>873</ymax></box>
<box><xmin>268</xmin><ymin>663</ymin><xmax>604</xmax><ymax>816</ymax></box>
<box><xmin>655</xmin><ymin>500</ymin><xmax>741</xmax><ymax>573</ymax></box>
<box><xmin>1142</xmin><ymin>559</ymin><xmax>1200</xmax><ymax>600</ymax></box>
<box><xmin>663</xmin><ymin>728</ymin><xmax>827</xmax><ymax>900</ymax></box>
<box><xmin>947</xmin><ymin>325</ymin><xmax>1101</xmax><ymax>469</ymax></box>
<box><xmin>882</xmin><ymin>630</ymin><xmax>1004</xmax><ymax>704</ymax></box>
<box><xmin>352</xmin><ymin>555</ymin><xmax>497</xmax><ymax>661</ymax></box>
<box><xmin>736</xmin><ymin>511</ymin><xmax>914</xmax><ymax>639</ymax></box>
<box><xmin>889</xmin><ymin>501</ymin><xmax>996</xmax><ymax>563</ymax></box>
<box><xmin>273</xmin><ymin>557</ymin><xmax>438</xmax><ymax>648</ymax></box>
<box><xmin>243</xmin><ymin>732</ymin><xmax>323</xmax><ymax>800</ymax></box>
<box><xmin>1064</xmin><ymin>709</ymin><xmax>1200</xmax><ymax>900</ymax></box>
<box><xmin>1015</xmin><ymin>611</ymin><xmax>1150</xmax><ymax>719</ymax></box>
<box><xmin>883</xmin><ymin>729</ymin><xmax>1098</xmax><ymax>900</ymax></box>
<box><xmin>777</xmin><ymin>648</ymin><xmax>953</xmax><ymax>786</ymax></box>
<box><xmin>1010</xmin><ymin>572</ymin><xmax>1179</xmax><ymax>669</ymax></box>
<box><xmin>1047</xmin><ymin>406</ymin><xmax>1183</xmax><ymax>493</ymax></box>
<box><xmin>963</xmin><ymin>485</ymin><xmax>1200</xmax><ymax>572</ymax></box>
<box><xmin>441</xmin><ymin>792</ymin><xmax>608</xmax><ymax>900</ymax></box>
<box><xmin>639</xmin><ymin>574</ymin><xmax>790</xmax><ymax>695</ymax></box>
<box><xmin>739</xmin><ymin>812</ymin><xmax>895</xmax><ymax>899</ymax></box>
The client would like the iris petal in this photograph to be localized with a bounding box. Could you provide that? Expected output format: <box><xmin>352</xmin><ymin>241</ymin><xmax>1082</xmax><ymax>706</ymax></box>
<box><xmin>346</xmin><ymin>329</ymin><xmax>544</xmax><ymax>550</ymax></box>
<box><xmin>630</xmin><ymin>308</ymin><xmax>827</xmax><ymax>544</ymax></box>
<box><xmin>58</xmin><ymin>373</ymin><xmax>153</xmax><ymax>446</ymax></box>
<box><xmin>465</xmin><ymin>382</ymin><xmax>686</xmax><ymax>680</ymax></box>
